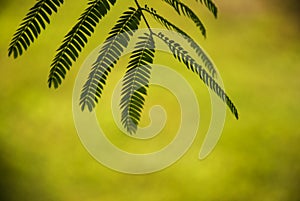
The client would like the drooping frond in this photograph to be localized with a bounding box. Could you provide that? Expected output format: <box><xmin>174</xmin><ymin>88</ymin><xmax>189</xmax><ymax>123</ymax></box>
<box><xmin>120</xmin><ymin>33</ymin><xmax>155</xmax><ymax>134</ymax></box>
<box><xmin>195</xmin><ymin>0</ymin><xmax>218</xmax><ymax>18</ymax></box>
<box><xmin>162</xmin><ymin>0</ymin><xmax>206</xmax><ymax>37</ymax></box>
<box><xmin>48</xmin><ymin>0</ymin><xmax>117</xmax><ymax>88</ymax></box>
<box><xmin>156</xmin><ymin>32</ymin><xmax>238</xmax><ymax>119</ymax></box>
<box><xmin>8</xmin><ymin>0</ymin><xmax>64</xmax><ymax>58</ymax></box>
<box><xmin>80</xmin><ymin>7</ymin><xmax>142</xmax><ymax>111</ymax></box>
<box><xmin>144</xmin><ymin>7</ymin><xmax>217</xmax><ymax>77</ymax></box>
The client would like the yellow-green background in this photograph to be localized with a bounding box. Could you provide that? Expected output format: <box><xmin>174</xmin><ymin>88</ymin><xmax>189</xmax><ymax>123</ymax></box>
<box><xmin>0</xmin><ymin>0</ymin><xmax>299</xmax><ymax>200</ymax></box>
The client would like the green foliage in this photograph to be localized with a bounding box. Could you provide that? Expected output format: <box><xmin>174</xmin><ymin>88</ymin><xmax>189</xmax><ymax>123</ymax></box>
<box><xmin>80</xmin><ymin>7</ymin><xmax>142</xmax><ymax>112</ymax></box>
<box><xmin>8</xmin><ymin>0</ymin><xmax>238</xmax><ymax>134</ymax></box>
<box><xmin>196</xmin><ymin>0</ymin><xmax>218</xmax><ymax>18</ymax></box>
<box><xmin>162</xmin><ymin>0</ymin><xmax>206</xmax><ymax>37</ymax></box>
<box><xmin>157</xmin><ymin>32</ymin><xmax>238</xmax><ymax>119</ymax></box>
<box><xmin>143</xmin><ymin>6</ymin><xmax>217</xmax><ymax>76</ymax></box>
<box><xmin>8</xmin><ymin>0</ymin><xmax>64</xmax><ymax>58</ymax></box>
<box><xmin>120</xmin><ymin>33</ymin><xmax>155</xmax><ymax>134</ymax></box>
<box><xmin>48</xmin><ymin>0</ymin><xmax>117</xmax><ymax>88</ymax></box>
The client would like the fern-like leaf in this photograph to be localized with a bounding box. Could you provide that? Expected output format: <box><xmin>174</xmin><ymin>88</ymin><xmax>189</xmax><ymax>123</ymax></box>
<box><xmin>8</xmin><ymin>0</ymin><xmax>64</xmax><ymax>58</ymax></box>
<box><xmin>195</xmin><ymin>0</ymin><xmax>218</xmax><ymax>18</ymax></box>
<box><xmin>156</xmin><ymin>32</ymin><xmax>238</xmax><ymax>119</ymax></box>
<box><xmin>162</xmin><ymin>0</ymin><xmax>206</xmax><ymax>37</ymax></box>
<box><xmin>48</xmin><ymin>0</ymin><xmax>117</xmax><ymax>88</ymax></box>
<box><xmin>120</xmin><ymin>33</ymin><xmax>155</xmax><ymax>134</ymax></box>
<box><xmin>144</xmin><ymin>7</ymin><xmax>217</xmax><ymax>77</ymax></box>
<box><xmin>80</xmin><ymin>7</ymin><xmax>142</xmax><ymax>111</ymax></box>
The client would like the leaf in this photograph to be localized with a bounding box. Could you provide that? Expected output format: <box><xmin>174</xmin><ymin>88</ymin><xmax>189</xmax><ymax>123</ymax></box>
<box><xmin>80</xmin><ymin>7</ymin><xmax>142</xmax><ymax>111</ymax></box>
<box><xmin>8</xmin><ymin>0</ymin><xmax>64</xmax><ymax>58</ymax></box>
<box><xmin>120</xmin><ymin>32</ymin><xmax>155</xmax><ymax>134</ymax></box>
<box><xmin>48</xmin><ymin>0</ymin><xmax>117</xmax><ymax>88</ymax></box>
<box><xmin>195</xmin><ymin>0</ymin><xmax>218</xmax><ymax>18</ymax></box>
<box><xmin>144</xmin><ymin>7</ymin><xmax>217</xmax><ymax>77</ymax></box>
<box><xmin>156</xmin><ymin>32</ymin><xmax>238</xmax><ymax>119</ymax></box>
<box><xmin>162</xmin><ymin>0</ymin><xmax>206</xmax><ymax>37</ymax></box>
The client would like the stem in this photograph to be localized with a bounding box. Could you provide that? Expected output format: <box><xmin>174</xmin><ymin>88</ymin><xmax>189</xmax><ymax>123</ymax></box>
<box><xmin>134</xmin><ymin>0</ymin><xmax>153</xmax><ymax>33</ymax></box>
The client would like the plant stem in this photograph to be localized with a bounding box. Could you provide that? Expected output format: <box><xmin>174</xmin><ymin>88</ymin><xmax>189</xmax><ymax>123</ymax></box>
<box><xmin>134</xmin><ymin>0</ymin><xmax>153</xmax><ymax>33</ymax></box>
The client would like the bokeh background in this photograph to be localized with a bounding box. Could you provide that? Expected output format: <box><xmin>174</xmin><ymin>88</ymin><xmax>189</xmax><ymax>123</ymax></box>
<box><xmin>0</xmin><ymin>0</ymin><xmax>299</xmax><ymax>200</ymax></box>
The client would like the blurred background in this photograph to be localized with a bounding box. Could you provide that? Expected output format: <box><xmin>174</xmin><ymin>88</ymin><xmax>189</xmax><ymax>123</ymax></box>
<box><xmin>0</xmin><ymin>0</ymin><xmax>299</xmax><ymax>200</ymax></box>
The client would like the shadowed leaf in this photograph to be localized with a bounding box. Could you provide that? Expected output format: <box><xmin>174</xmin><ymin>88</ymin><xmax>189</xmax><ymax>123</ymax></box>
<box><xmin>80</xmin><ymin>7</ymin><xmax>142</xmax><ymax>111</ymax></box>
<box><xmin>48</xmin><ymin>0</ymin><xmax>117</xmax><ymax>88</ymax></box>
<box><xmin>162</xmin><ymin>0</ymin><xmax>206</xmax><ymax>37</ymax></box>
<box><xmin>156</xmin><ymin>32</ymin><xmax>238</xmax><ymax>119</ymax></box>
<box><xmin>196</xmin><ymin>0</ymin><xmax>218</xmax><ymax>18</ymax></box>
<box><xmin>120</xmin><ymin>32</ymin><xmax>155</xmax><ymax>134</ymax></box>
<box><xmin>144</xmin><ymin>7</ymin><xmax>217</xmax><ymax>77</ymax></box>
<box><xmin>8</xmin><ymin>0</ymin><xmax>64</xmax><ymax>58</ymax></box>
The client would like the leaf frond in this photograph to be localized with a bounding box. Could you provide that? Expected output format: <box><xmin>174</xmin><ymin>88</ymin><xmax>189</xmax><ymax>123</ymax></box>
<box><xmin>195</xmin><ymin>0</ymin><xmax>218</xmax><ymax>18</ymax></box>
<box><xmin>48</xmin><ymin>0</ymin><xmax>117</xmax><ymax>88</ymax></box>
<box><xmin>8</xmin><ymin>0</ymin><xmax>64</xmax><ymax>58</ymax></box>
<box><xmin>80</xmin><ymin>7</ymin><xmax>142</xmax><ymax>111</ymax></box>
<box><xmin>120</xmin><ymin>32</ymin><xmax>155</xmax><ymax>134</ymax></box>
<box><xmin>144</xmin><ymin>7</ymin><xmax>217</xmax><ymax>77</ymax></box>
<box><xmin>156</xmin><ymin>32</ymin><xmax>238</xmax><ymax>119</ymax></box>
<box><xmin>162</xmin><ymin>0</ymin><xmax>206</xmax><ymax>37</ymax></box>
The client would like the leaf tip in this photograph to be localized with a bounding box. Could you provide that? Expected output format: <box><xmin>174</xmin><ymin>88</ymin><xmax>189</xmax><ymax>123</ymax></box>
<box><xmin>48</xmin><ymin>78</ymin><xmax>59</xmax><ymax>89</ymax></box>
<box><xmin>235</xmin><ymin>111</ymin><xmax>239</xmax><ymax>120</ymax></box>
<box><xmin>8</xmin><ymin>47</ymin><xmax>19</xmax><ymax>59</ymax></box>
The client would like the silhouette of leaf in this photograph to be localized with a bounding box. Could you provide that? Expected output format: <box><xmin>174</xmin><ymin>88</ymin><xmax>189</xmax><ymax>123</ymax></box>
<box><xmin>8</xmin><ymin>0</ymin><xmax>64</xmax><ymax>58</ymax></box>
<box><xmin>195</xmin><ymin>0</ymin><xmax>218</xmax><ymax>18</ymax></box>
<box><xmin>120</xmin><ymin>32</ymin><xmax>155</xmax><ymax>134</ymax></box>
<box><xmin>48</xmin><ymin>0</ymin><xmax>117</xmax><ymax>88</ymax></box>
<box><xmin>162</xmin><ymin>0</ymin><xmax>206</xmax><ymax>37</ymax></box>
<box><xmin>80</xmin><ymin>7</ymin><xmax>142</xmax><ymax>111</ymax></box>
<box><xmin>144</xmin><ymin>7</ymin><xmax>217</xmax><ymax>77</ymax></box>
<box><xmin>156</xmin><ymin>32</ymin><xmax>238</xmax><ymax>119</ymax></box>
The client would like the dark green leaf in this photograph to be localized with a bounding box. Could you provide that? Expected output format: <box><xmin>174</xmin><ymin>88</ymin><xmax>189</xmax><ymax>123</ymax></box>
<box><xmin>162</xmin><ymin>0</ymin><xmax>206</xmax><ymax>37</ymax></box>
<box><xmin>8</xmin><ymin>0</ymin><xmax>64</xmax><ymax>58</ymax></box>
<box><xmin>120</xmin><ymin>32</ymin><xmax>155</xmax><ymax>134</ymax></box>
<box><xmin>144</xmin><ymin>7</ymin><xmax>217</xmax><ymax>77</ymax></box>
<box><xmin>156</xmin><ymin>32</ymin><xmax>238</xmax><ymax>119</ymax></box>
<box><xmin>80</xmin><ymin>7</ymin><xmax>142</xmax><ymax>112</ymax></box>
<box><xmin>48</xmin><ymin>0</ymin><xmax>117</xmax><ymax>88</ymax></box>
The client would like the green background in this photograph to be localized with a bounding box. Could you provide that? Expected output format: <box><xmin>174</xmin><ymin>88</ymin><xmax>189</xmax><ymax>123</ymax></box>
<box><xmin>0</xmin><ymin>0</ymin><xmax>299</xmax><ymax>200</ymax></box>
